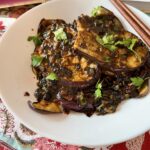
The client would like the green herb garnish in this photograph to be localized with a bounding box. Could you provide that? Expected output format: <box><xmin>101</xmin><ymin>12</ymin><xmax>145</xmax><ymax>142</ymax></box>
<box><xmin>115</xmin><ymin>38</ymin><xmax>138</xmax><ymax>51</ymax></box>
<box><xmin>78</xmin><ymin>92</ymin><xmax>87</xmax><ymax>106</ymax></box>
<box><xmin>31</xmin><ymin>55</ymin><xmax>43</xmax><ymax>67</ymax></box>
<box><xmin>53</xmin><ymin>28</ymin><xmax>67</xmax><ymax>42</ymax></box>
<box><xmin>95</xmin><ymin>89</ymin><xmax>102</xmax><ymax>99</ymax></box>
<box><xmin>94</xmin><ymin>80</ymin><xmax>102</xmax><ymax>99</ymax></box>
<box><xmin>28</xmin><ymin>36</ymin><xmax>42</xmax><ymax>46</ymax></box>
<box><xmin>91</xmin><ymin>6</ymin><xmax>102</xmax><ymax>17</ymax></box>
<box><xmin>96</xmin><ymin>36</ymin><xmax>103</xmax><ymax>45</ymax></box>
<box><xmin>129</xmin><ymin>39</ymin><xmax>138</xmax><ymax>50</ymax></box>
<box><xmin>96</xmin><ymin>34</ymin><xmax>141</xmax><ymax>61</ymax></box>
<box><xmin>130</xmin><ymin>77</ymin><xmax>144</xmax><ymax>87</ymax></box>
<box><xmin>103</xmin><ymin>44</ymin><xmax>117</xmax><ymax>51</ymax></box>
<box><xmin>96</xmin><ymin>35</ymin><xmax>117</xmax><ymax>51</ymax></box>
<box><xmin>115</xmin><ymin>39</ymin><xmax>132</xmax><ymax>47</ymax></box>
<box><xmin>104</xmin><ymin>56</ymin><xmax>111</xmax><ymax>62</ymax></box>
<box><xmin>102</xmin><ymin>34</ymin><xmax>116</xmax><ymax>45</ymax></box>
<box><xmin>46</xmin><ymin>72</ymin><xmax>58</xmax><ymax>81</ymax></box>
<box><xmin>115</xmin><ymin>38</ymin><xmax>141</xmax><ymax>62</ymax></box>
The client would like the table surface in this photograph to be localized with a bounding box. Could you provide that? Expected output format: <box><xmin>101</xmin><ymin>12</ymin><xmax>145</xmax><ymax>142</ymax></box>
<box><xmin>0</xmin><ymin>3</ymin><xmax>150</xmax><ymax>150</ymax></box>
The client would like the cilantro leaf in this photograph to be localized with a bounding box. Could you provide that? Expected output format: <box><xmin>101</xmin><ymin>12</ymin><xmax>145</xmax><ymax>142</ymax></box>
<box><xmin>115</xmin><ymin>38</ymin><xmax>138</xmax><ymax>50</ymax></box>
<box><xmin>104</xmin><ymin>56</ymin><xmax>111</xmax><ymax>62</ymax></box>
<box><xmin>46</xmin><ymin>72</ymin><xmax>58</xmax><ymax>81</ymax></box>
<box><xmin>28</xmin><ymin>36</ymin><xmax>42</xmax><ymax>46</ymax></box>
<box><xmin>102</xmin><ymin>34</ymin><xmax>116</xmax><ymax>45</ymax></box>
<box><xmin>91</xmin><ymin>6</ymin><xmax>102</xmax><ymax>17</ymax></box>
<box><xmin>95</xmin><ymin>88</ymin><xmax>102</xmax><ymax>99</ymax></box>
<box><xmin>104</xmin><ymin>44</ymin><xmax>117</xmax><ymax>51</ymax></box>
<box><xmin>130</xmin><ymin>77</ymin><xmax>144</xmax><ymax>87</ymax></box>
<box><xmin>32</xmin><ymin>55</ymin><xmax>43</xmax><ymax>67</ymax></box>
<box><xmin>96</xmin><ymin>35</ymin><xmax>117</xmax><ymax>51</ymax></box>
<box><xmin>91</xmin><ymin>6</ymin><xmax>110</xmax><ymax>17</ymax></box>
<box><xmin>96</xmin><ymin>34</ymin><xmax>141</xmax><ymax>61</ymax></box>
<box><xmin>53</xmin><ymin>28</ymin><xmax>67</xmax><ymax>42</ymax></box>
<box><xmin>96</xmin><ymin>36</ymin><xmax>103</xmax><ymax>45</ymax></box>
<box><xmin>115</xmin><ymin>38</ymin><xmax>141</xmax><ymax>62</ymax></box>
<box><xmin>115</xmin><ymin>39</ymin><xmax>131</xmax><ymax>47</ymax></box>
<box><xmin>96</xmin><ymin>81</ymin><xmax>102</xmax><ymax>89</ymax></box>
<box><xmin>94</xmin><ymin>81</ymin><xmax>102</xmax><ymax>99</ymax></box>
<box><xmin>129</xmin><ymin>39</ymin><xmax>138</xmax><ymax>51</ymax></box>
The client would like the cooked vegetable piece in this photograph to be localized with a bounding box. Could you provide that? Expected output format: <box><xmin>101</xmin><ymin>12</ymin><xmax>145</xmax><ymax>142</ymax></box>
<box><xmin>77</xmin><ymin>7</ymin><xmax>124</xmax><ymax>34</ymax></box>
<box><xmin>74</xmin><ymin>30</ymin><xmax>112</xmax><ymax>64</ymax></box>
<box><xmin>38</xmin><ymin>19</ymin><xmax>67</xmax><ymax>37</ymax></box>
<box><xmin>33</xmin><ymin>19</ymin><xmax>100</xmax><ymax>89</ymax></box>
<box><xmin>59</xmin><ymin>55</ymin><xmax>98</xmax><ymax>81</ymax></box>
<box><xmin>74</xmin><ymin>31</ymin><xmax>149</xmax><ymax>72</ymax></box>
<box><xmin>55</xmin><ymin>53</ymin><xmax>100</xmax><ymax>89</ymax></box>
<box><xmin>139</xmin><ymin>81</ymin><xmax>149</xmax><ymax>97</ymax></box>
<box><xmin>60</xmin><ymin>99</ymin><xmax>95</xmax><ymax>116</ymax></box>
<box><xmin>28</xmin><ymin>101</ymin><xmax>54</xmax><ymax>114</ymax></box>
<box><xmin>32</xmin><ymin>100</ymin><xmax>62</xmax><ymax>113</ymax></box>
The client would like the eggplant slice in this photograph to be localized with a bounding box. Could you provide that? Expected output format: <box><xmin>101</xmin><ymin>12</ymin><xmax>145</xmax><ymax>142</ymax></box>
<box><xmin>33</xmin><ymin>19</ymin><xmax>100</xmax><ymax>88</ymax></box>
<box><xmin>74</xmin><ymin>30</ymin><xmax>149</xmax><ymax>72</ymax></box>
<box><xmin>28</xmin><ymin>100</ymin><xmax>62</xmax><ymax>113</ymax></box>
<box><xmin>58</xmin><ymin>54</ymin><xmax>100</xmax><ymax>88</ymax></box>
<box><xmin>77</xmin><ymin>6</ymin><xmax>124</xmax><ymax>34</ymax></box>
<box><xmin>38</xmin><ymin>19</ymin><xmax>69</xmax><ymax>39</ymax></box>
<box><xmin>74</xmin><ymin>7</ymin><xmax>148</xmax><ymax>72</ymax></box>
<box><xmin>139</xmin><ymin>81</ymin><xmax>149</xmax><ymax>97</ymax></box>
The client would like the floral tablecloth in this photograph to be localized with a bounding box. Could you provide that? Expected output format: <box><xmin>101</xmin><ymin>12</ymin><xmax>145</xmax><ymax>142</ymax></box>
<box><xmin>0</xmin><ymin>4</ymin><xmax>150</xmax><ymax>150</ymax></box>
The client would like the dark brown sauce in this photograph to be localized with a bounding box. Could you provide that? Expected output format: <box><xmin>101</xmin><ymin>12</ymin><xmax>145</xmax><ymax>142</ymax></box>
<box><xmin>24</xmin><ymin>92</ymin><xmax>30</xmax><ymax>97</ymax></box>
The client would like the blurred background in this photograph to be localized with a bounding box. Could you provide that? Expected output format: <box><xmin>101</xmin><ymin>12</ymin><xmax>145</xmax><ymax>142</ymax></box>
<box><xmin>0</xmin><ymin>0</ymin><xmax>48</xmax><ymax>8</ymax></box>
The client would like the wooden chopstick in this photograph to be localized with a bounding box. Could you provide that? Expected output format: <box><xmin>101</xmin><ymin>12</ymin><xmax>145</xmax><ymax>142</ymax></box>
<box><xmin>111</xmin><ymin>0</ymin><xmax>150</xmax><ymax>47</ymax></box>
<box><xmin>117</xmin><ymin>0</ymin><xmax>150</xmax><ymax>35</ymax></box>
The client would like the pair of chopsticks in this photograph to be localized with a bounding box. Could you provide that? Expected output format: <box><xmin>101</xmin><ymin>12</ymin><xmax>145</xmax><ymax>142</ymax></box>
<box><xmin>111</xmin><ymin>0</ymin><xmax>150</xmax><ymax>47</ymax></box>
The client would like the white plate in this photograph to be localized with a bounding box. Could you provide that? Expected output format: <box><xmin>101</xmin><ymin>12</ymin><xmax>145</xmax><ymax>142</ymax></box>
<box><xmin>0</xmin><ymin>0</ymin><xmax>150</xmax><ymax>147</ymax></box>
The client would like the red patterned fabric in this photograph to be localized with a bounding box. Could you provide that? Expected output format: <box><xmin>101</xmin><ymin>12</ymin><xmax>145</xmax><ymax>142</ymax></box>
<box><xmin>0</xmin><ymin>21</ymin><xmax>5</xmax><ymax>30</ymax></box>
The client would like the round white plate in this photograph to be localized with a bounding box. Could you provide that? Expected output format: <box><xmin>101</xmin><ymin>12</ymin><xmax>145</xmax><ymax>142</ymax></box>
<box><xmin>0</xmin><ymin>0</ymin><xmax>150</xmax><ymax>147</ymax></box>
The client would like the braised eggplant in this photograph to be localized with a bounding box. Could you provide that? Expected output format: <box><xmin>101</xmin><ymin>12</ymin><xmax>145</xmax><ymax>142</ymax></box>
<box><xmin>77</xmin><ymin>6</ymin><xmax>124</xmax><ymax>34</ymax></box>
<box><xmin>74</xmin><ymin>30</ymin><xmax>149</xmax><ymax>72</ymax></box>
<box><xmin>28</xmin><ymin>100</ymin><xmax>62</xmax><ymax>113</ymax></box>
<box><xmin>29</xmin><ymin>6</ymin><xmax>150</xmax><ymax>116</ymax></box>
<box><xmin>32</xmin><ymin>19</ymin><xmax>100</xmax><ymax>88</ymax></box>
